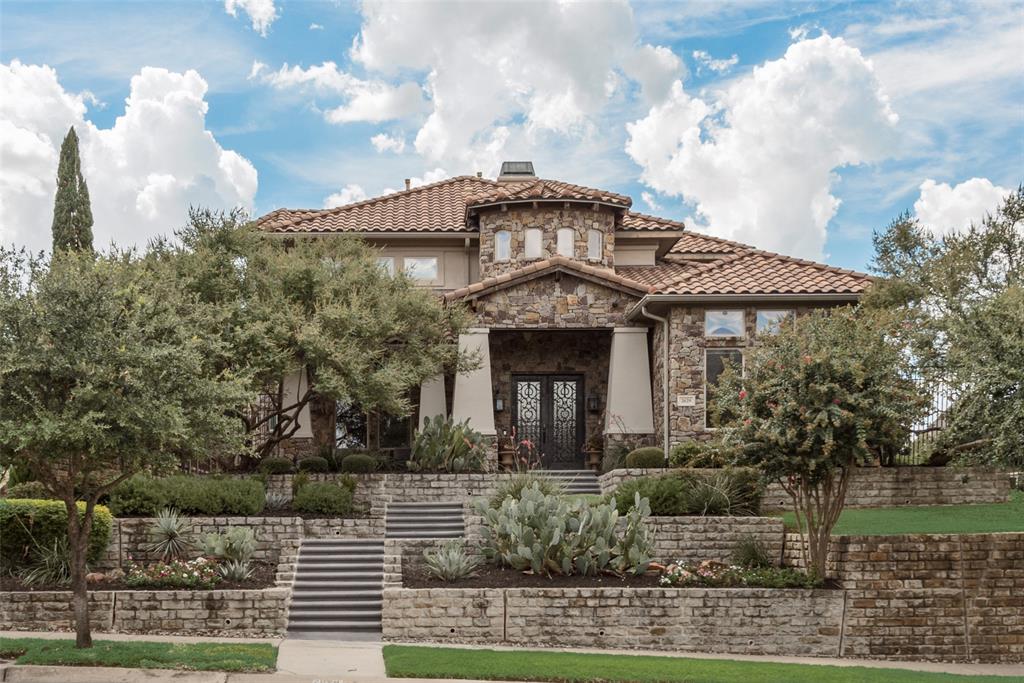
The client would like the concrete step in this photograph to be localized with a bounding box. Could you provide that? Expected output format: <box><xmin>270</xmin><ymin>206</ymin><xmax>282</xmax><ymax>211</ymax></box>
<box><xmin>287</xmin><ymin>620</ymin><xmax>381</xmax><ymax>632</ymax></box>
<box><xmin>386</xmin><ymin>520</ymin><xmax>464</xmax><ymax>529</ymax></box>
<box><xmin>300</xmin><ymin>539</ymin><xmax>384</xmax><ymax>547</ymax></box>
<box><xmin>293</xmin><ymin>562</ymin><xmax>383</xmax><ymax>572</ymax></box>
<box><xmin>385</xmin><ymin>530</ymin><xmax>463</xmax><ymax>539</ymax></box>
<box><xmin>293</xmin><ymin>580</ymin><xmax>382</xmax><ymax>590</ymax></box>
<box><xmin>294</xmin><ymin>570</ymin><xmax>383</xmax><ymax>581</ymax></box>
<box><xmin>288</xmin><ymin>598</ymin><xmax>382</xmax><ymax>610</ymax></box>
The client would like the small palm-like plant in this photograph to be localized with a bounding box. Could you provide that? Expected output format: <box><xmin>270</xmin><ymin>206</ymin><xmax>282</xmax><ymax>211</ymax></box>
<box><xmin>19</xmin><ymin>536</ymin><xmax>72</xmax><ymax>586</ymax></box>
<box><xmin>145</xmin><ymin>508</ymin><xmax>194</xmax><ymax>561</ymax></box>
<box><xmin>423</xmin><ymin>539</ymin><xmax>482</xmax><ymax>582</ymax></box>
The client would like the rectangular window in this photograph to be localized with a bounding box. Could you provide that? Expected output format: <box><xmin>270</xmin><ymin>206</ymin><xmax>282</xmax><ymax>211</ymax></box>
<box><xmin>403</xmin><ymin>256</ymin><xmax>438</xmax><ymax>282</ymax></box>
<box><xmin>705</xmin><ymin>309</ymin><xmax>745</xmax><ymax>337</ymax></box>
<box><xmin>557</xmin><ymin>228</ymin><xmax>574</xmax><ymax>257</ymax></box>
<box><xmin>495</xmin><ymin>231</ymin><xmax>511</xmax><ymax>262</ymax></box>
<box><xmin>377</xmin><ymin>256</ymin><xmax>395</xmax><ymax>276</ymax></box>
<box><xmin>587</xmin><ymin>229</ymin><xmax>603</xmax><ymax>261</ymax></box>
<box><xmin>524</xmin><ymin>228</ymin><xmax>542</xmax><ymax>259</ymax></box>
<box><xmin>756</xmin><ymin>309</ymin><xmax>794</xmax><ymax>334</ymax></box>
<box><xmin>705</xmin><ymin>349</ymin><xmax>743</xmax><ymax>428</ymax></box>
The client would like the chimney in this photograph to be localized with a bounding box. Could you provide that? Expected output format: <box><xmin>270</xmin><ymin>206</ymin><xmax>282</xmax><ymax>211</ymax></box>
<box><xmin>476</xmin><ymin>171</ymin><xmax>482</xmax><ymax>178</ymax></box>
<box><xmin>404</xmin><ymin>178</ymin><xmax>411</xmax><ymax>190</ymax></box>
<box><xmin>497</xmin><ymin>161</ymin><xmax>536</xmax><ymax>183</ymax></box>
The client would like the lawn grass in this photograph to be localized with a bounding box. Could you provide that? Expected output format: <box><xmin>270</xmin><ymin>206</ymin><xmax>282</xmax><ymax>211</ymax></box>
<box><xmin>779</xmin><ymin>490</ymin><xmax>1024</xmax><ymax>536</ymax></box>
<box><xmin>0</xmin><ymin>637</ymin><xmax>277</xmax><ymax>672</ymax></box>
<box><xmin>382</xmin><ymin>645</ymin><xmax>1017</xmax><ymax>683</ymax></box>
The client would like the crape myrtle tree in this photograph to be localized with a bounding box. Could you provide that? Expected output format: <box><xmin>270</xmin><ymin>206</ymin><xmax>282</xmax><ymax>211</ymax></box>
<box><xmin>0</xmin><ymin>248</ymin><xmax>248</xmax><ymax>648</ymax></box>
<box><xmin>153</xmin><ymin>210</ymin><xmax>469</xmax><ymax>462</ymax></box>
<box><xmin>714</xmin><ymin>307</ymin><xmax>928</xmax><ymax>578</ymax></box>
<box><xmin>51</xmin><ymin>127</ymin><xmax>94</xmax><ymax>253</ymax></box>
<box><xmin>866</xmin><ymin>187</ymin><xmax>1023</xmax><ymax>467</ymax></box>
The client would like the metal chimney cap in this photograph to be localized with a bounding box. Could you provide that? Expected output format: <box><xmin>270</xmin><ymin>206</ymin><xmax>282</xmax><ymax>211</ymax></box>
<box><xmin>497</xmin><ymin>161</ymin><xmax>536</xmax><ymax>182</ymax></box>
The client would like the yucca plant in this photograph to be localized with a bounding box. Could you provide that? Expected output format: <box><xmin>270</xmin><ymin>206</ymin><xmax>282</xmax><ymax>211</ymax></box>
<box><xmin>145</xmin><ymin>508</ymin><xmax>194</xmax><ymax>561</ymax></box>
<box><xmin>264</xmin><ymin>492</ymin><xmax>291</xmax><ymax>510</ymax></box>
<box><xmin>423</xmin><ymin>539</ymin><xmax>482</xmax><ymax>582</ymax></box>
<box><xmin>18</xmin><ymin>536</ymin><xmax>72</xmax><ymax>586</ymax></box>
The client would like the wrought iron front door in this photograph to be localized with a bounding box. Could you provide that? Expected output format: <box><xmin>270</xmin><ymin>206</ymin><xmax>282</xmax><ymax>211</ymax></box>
<box><xmin>512</xmin><ymin>374</ymin><xmax>584</xmax><ymax>469</ymax></box>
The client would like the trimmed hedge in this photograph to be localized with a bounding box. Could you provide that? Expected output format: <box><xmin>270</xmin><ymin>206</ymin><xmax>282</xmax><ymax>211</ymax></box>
<box><xmin>613</xmin><ymin>468</ymin><xmax>763</xmax><ymax>517</ymax></box>
<box><xmin>297</xmin><ymin>456</ymin><xmax>329</xmax><ymax>473</ymax></box>
<box><xmin>259</xmin><ymin>457</ymin><xmax>294</xmax><ymax>475</ymax></box>
<box><xmin>0</xmin><ymin>499</ymin><xmax>113</xmax><ymax>570</ymax></box>
<box><xmin>625</xmin><ymin>447</ymin><xmax>666</xmax><ymax>468</ymax></box>
<box><xmin>109</xmin><ymin>476</ymin><xmax>265</xmax><ymax>517</ymax></box>
<box><xmin>3</xmin><ymin>482</ymin><xmax>54</xmax><ymax>500</ymax></box>
<box><xmin>340</xmin><ymin>453</ymin><xmax>377</xmax><ymax>473</ymax></box>
<box><xmin>292</xmin><ymin>482</ymin><xmax>354</xmax><ymax>516</ymax></box>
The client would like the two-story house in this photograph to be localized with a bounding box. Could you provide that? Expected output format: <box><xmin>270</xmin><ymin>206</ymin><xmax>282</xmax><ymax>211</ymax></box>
<box><xmin>257</xmin><ymin>162</ymin><xmax>869</xmax><ymax>468</ymax></box>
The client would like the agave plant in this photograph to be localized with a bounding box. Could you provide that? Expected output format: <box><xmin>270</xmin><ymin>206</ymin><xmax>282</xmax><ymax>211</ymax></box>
<box><xmin>145</xmin><ymin>508</ymin><xmax>194</xmax><ymax>561</ymax></box>
<box><xmin>217</xmin><ymin>559</ymin><xmax>255</xmax><ymax>582</ymax></box>
<box><xmin>264</xmin><ymin>492</ymin><xmax>291</xmax><ymax>511</ymax></box>
<box><xmin>423</xmin><ymin>539</ymin><xmax>482</xmax><ymax>582</ymax></box>
<box><xmin>18</xmin><ymin>536</ymin><xmax>72</xmax><ymax>586</ymax></box>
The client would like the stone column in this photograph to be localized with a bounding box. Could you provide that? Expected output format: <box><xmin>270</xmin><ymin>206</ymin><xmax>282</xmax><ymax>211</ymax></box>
<box><xmin>282</xmin><ymin>367</ymin><xmax>313</xmax><ymax>438</ymax></box>
<box><xmin>418</xmin><ymin>373</ymin><xmax>447</xmax><ymax>430</ymax></box>
<box><xmin>451</xmin><ymin>328</ymin><xmax>496</xmax><ymax>435</ymax></box>
<box><xmin>605</xmin><ymin>327</ymin><xmax>655</xmax><ymax>435</ymax></box>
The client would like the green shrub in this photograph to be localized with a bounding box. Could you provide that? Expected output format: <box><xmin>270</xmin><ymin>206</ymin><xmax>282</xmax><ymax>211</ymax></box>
<box><xmin>488</xmin><ymin>472</ymin><xmax>564</xmax><ymax>509</ymax></box>
<box><xmin>732</xmin><ymin>534</ymin><xmax>773</xmax><ymax>569</ymax></box>
<box><xmin>3</xmin><ymin>482</ymin><xmax>53</xmax><ymax>500</ymax></box>
<box><xmin>109</xmin><ymin>476</ymin><xmax>265</xmax><ymax>517</ymax></box>
<box><xmin>409</xmin><ymin>415</ymin><xmax>487</xmax><ymax>473</ymax></box>
<box><xmin>612</xmin><ymin>468</ymin><xmax>762</xmax><ymax>517</ymax></box>
<box><xmin>340</xmin><ymin>453</ymin><xmax>377</xmax><ymax>473</ymax></box>
<box><xmin>669</xmin><ymin>440</ymin><xmax>730</xmax><ymax>468</ymax></box>
<box><xmin>625</xmin><ymin>447</ymin><xmax>665</xmax><ymax>468</ymax></box>
<box><xmin>0</xmin><ymin>499</ymin><xmax>113</xmax><ymax>570</ymax></box>
<box><xmin>297</xmin><ymin>456</ymin><xmax>329</xmax><ymax>473</ymax></box>
<box><xmin>259</xmin><ymin>457</ymin><xmax>294</xmax><ymax>475</ymax></box>
<box><xmin>292</xmin><ymin>482</ymin><xmax>354</xmax><ymax>516</ymax></box>
<box><xmin>600</xmin><ymin>442</ymin><xmax>630</xmax><ymax>473</ymax></box>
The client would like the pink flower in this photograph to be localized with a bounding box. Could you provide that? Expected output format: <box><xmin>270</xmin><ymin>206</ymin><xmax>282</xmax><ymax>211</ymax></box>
<box><xmin>738</xmin><ymin>390</ymin><xmax>747</xmax><ymax>400</ymax></box>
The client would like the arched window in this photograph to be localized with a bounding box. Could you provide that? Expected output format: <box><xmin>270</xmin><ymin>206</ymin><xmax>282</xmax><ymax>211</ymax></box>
<box><xmin>556</xmin><ymin>228</ymin><xmax>574</xmax><ymax>257</ymax></box>
<box><xmin>587</xmin><ymin>229</ymin><xmax>603</xmax><ymax>261</ymax></box>
<box><xmin>494</xmin><ymin>230</ymin><xmax>511</xmax><ymax>262</ymax></box>
<box><xmin>524</xmin><ymin>228</ymin><xmax>543</xmax><ymax>259</ymax></box>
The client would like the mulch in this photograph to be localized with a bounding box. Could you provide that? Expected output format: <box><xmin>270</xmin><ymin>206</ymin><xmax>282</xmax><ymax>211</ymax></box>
<box><xmin>403</xmin><ymin>564</ymin><xmax>664</xmax><ymax>589</ymax></box>
<box><xmin>0</xmin><ymin>561</ymin><xmax>278</xmax><ymax>592</ymax></box>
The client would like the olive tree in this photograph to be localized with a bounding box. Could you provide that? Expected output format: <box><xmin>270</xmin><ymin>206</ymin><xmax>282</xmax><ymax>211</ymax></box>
<box><xmin>0</xmin><ymin>248</ymin><xmax>248</xmax><ymax>647</ymax></box>
<box><xmin>715</xmin><ymin>307</ymin><xmax>928</xmax><ymax>577</ymax></box>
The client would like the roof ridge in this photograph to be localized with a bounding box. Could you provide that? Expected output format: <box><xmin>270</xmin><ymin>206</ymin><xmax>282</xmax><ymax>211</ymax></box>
<box><xmin>445</xmin><ymin>255</ymin><xmax>651</xmax><ymax>301</ymax></box>
<box><xmin>624</xmin><ymin>211</ymin><xmax>686</xmax><ymax>229</ymax></box>
<box><xmin>267</xmin><ymin>175</ymin><xmax>497</xmax><ymax>232</ymax></box>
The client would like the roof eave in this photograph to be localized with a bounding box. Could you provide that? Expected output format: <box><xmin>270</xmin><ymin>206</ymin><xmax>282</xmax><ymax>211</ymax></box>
<box><xmin>624</xmin><ymin>291</ymin><xmax>864</xmax><ymax>321</ymax></box>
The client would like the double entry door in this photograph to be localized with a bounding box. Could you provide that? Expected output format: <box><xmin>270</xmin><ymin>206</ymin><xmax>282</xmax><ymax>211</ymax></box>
<box><xmin>511</xmin><ymin>374</ymin><xmax>584</xmax><ymax>469</ymax></box>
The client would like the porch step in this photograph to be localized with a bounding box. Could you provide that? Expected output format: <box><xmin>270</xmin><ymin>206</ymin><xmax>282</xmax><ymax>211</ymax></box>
<box><xmin>287</xmin><ymin>538</ymin><xmax>385</xmax><ymax>639</ymax></box>
<box><xmin>385</xmin><ymin>502</ymin><xmax>464</xmax><ymax>539</ymax></box>
<box><xmin>538</xmin><ymin>470</ymin><xmax>602</xmax><ymax>495</ymax></box>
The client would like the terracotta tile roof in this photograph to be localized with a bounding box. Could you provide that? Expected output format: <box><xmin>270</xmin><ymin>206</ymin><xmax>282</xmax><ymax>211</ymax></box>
<box><xmin>464</xmin><ymin>179</ymin><xmax>632</xmax><ymax>210</ymax></box>
<box><xmin>445</xmin><ymin>255</ymin><xmax>652</xmax><ymax>302</ymax></box>
<box><xmin>257</xmin><ymin>176</ymin><xmax>497</xmax><ymax>233</ymax></box>
<box><xmin>619</xmin><ymin>212</ymin><xmax>686</xmax><ymax>231</ymax></box>
<box><xmin>616</xmin><ymin>262</ymin><xmax>703</xmax><ymax>287</ymax></box>
<box><xmin>667</xmin><ymin>231</ymin><xmax>745</xmax><ymax>254</ymax></box>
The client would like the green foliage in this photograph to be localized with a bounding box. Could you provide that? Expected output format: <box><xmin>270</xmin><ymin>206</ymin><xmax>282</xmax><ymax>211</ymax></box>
<box><xmin>409</xmin><ymin>415</ymin><xmax>488</xmax><ymax>473</ymax></box>
<box><xmin>423</xmin><ymin>540</ymin><xmax>483</xmax><ymax>582</ymax></box>
<box><xmin>50</xmin><ymin>127</ymin><xmax>94</xmax><ymax>253</ymax></box>
<box><xmin>612</xmin><ymin>469</ymin><xmax>762</xmax><ymax>517</ymax></box>
<box><xmin>612</xmin><ymin>493</ymin><xmax>653</xmax><ymax>575</ymax></box>
<box><xmin>258</xmin><ymin>457</ymin><xmax>294</xmax><ymax>475</ymax></box>
<box><xmin>488</xmin><ymin>472</ymin><xmax>564</xmax><ymax>509</ymax></box>
<box><xmin>340</xmin><ymin>453</ymin><xmax>378</xmax><ymax>473</ymax></box>
<box><xmin>478</xmin><ymin>484</ymin><xmax>652</xmax><ymax>577</ymax></box>
<box><xmin>297</xmin><ymin>456</ymin><xmax>329</xmax><ymax>473</ymax></box>
<box><xmin>4</xmin><ymin>482</ymin><xmax>53</xmax><ymax>500</ymax></box>
<box><xmin>0</xmin><ymin>499</ymin><xmax>112</xmax><ymax>570</ymax></box>
<box><xmin>264</xmin><ymin>492</ymin><xmax>290</xmax><ymax>510</ymax></box>
<box><xmin>600</xmin><ymin>442</ymin><xmax>630</xmax><ymax>473</ymax></box>
<box><xmin>18</xmin><ymin>536</ymin><xmax>72</xmax><ymax>586</ymax></box>
<box><xmin>624</xmin><ymin>447</ymin><xmax>665</xmax><ymax>468</ymax></box>
<box><xmin>218</xmin><ymin>560</ymin><xmax>255</xmax><ymax>582</ymax></box>
<box><xmin>292</xmin><ymin>481</ymin><xmax>354</xmax><ymax>516</ymax></box>
<box><xmin>203</xmin><ymin>527</ymin><xmax>256</xmax><ymax>563</ymax></box>
<box><xmin>668</xmin><ymin>440</ymin><xmax>733</xmax><ymax>468</ymax></box>
<box><xmin>867</xmin><ymin>188</ymin><xmax>1023</xmax><ymax>467</ymax></box>
<box><xmin>732</xmin><ymin>534</ymin><xmax>773</xmax><ymax>569</ymax></box>
<box><xmin>145</xmin><ymin>508</ymin><xmax>193</xmax><ymax>562</ymax></box>
<box><xmin>109</xmin><ymin>476</ymin><xmax>265</xmax><ymax>517</ymax></box>
<box><xmin>0</xmin><ymin>637</ymin><xmax>276</xmax><ymax>672</ymax></box>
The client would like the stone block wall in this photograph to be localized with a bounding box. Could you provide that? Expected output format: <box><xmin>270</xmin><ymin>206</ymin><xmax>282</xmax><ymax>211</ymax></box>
<box><xmin>471</xmin><ymin>273</ymin><xmax>634</xmax><ymax>329</ymax></box>
<box><xmin>0</xmin><ymin>588</ymin><xmax>288</xmax><ymax>636</ymax></box>
<box><xmin>645</xmin><ymin>516</ymin><xmax>784</xmax><ymax>565</ymax></box>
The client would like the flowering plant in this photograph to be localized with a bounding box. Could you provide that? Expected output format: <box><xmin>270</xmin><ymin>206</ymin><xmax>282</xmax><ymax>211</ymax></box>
<box><xmin>659</xmin><ymin>559</ymin><xmax>819</xmax><ymax>589</ymax></box>
<box><xmin>124</xmin><ymin>556</ymin><xmax>222</xmax><ymax>589</ymax></box>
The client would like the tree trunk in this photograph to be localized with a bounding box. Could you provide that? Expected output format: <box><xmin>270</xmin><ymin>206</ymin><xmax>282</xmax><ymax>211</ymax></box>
<box><xmin>65</xmin><ymin>498</ymin><xmax>94</xmax><ymax>648</ymax></box>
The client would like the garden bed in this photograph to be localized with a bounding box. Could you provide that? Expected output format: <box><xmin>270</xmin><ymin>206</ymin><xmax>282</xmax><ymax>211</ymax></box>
<box><xmin>404</xmin><ymin>565</ymin><xmax>662</xmax><ymax>589</ymax></box>
<box><xmin>0</xmin><ymin>561</ymin><xmax>277</xmax><ymax>592</ymax></box>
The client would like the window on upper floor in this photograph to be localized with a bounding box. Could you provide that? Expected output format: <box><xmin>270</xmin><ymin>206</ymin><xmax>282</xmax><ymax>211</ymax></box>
<box><xmin>756</xmin><ymin>309</ymin><xmax>794</xmax><ymax>335</ymax></box>
<box><xmin>556</xmin><ymin>228</ymin><xmax>574</xmax><ymax>258</ymax></box>
<box><xmin>524</xmin><ymin>228</ymin><xmax>543</xmax><ymax>259</ymax></box>
<box><xmin>377</xmin><ymin>256</ymin><xmax>395</xmax><ymax>276</ymax></box>
<box><xmin>403</xmin><ymin>256</ymin><xmax>439</xmax><ymax>283</ymax></box>
<box><xmin>705</xmin><ymin>310</ymin><xmax>745</xmax><ymax>338</ymax></box>
<box><xmin>587</xmin><ymin>229</ymin><xmax>603</xmax><ymax>261</ymax></box>
<box><xmin>495</xmin><ymin>230</ymin><xmax>511</xmax><ymax>262</ymax></box>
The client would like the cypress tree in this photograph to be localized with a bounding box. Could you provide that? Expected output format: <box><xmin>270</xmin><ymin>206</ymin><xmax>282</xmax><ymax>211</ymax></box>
<box><xmin>51</xmin><ymin>126</ymin><xmax>94</xmax><ymax>253</ymax></box>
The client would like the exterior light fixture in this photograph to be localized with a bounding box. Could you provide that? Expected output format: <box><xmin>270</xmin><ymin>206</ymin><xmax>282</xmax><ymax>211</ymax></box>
<box><xmin>494</xmin><ymin>397</ymin><xmax>505</xmax><ymax>412</ymax></box>
<box><xmin>587</xmin><ymin>395</ymin><xmax>600</xmax><ymax>413</ymax></box>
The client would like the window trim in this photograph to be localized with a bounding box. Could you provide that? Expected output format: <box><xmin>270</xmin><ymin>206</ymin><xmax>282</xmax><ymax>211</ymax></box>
<box><xmin>494</xmin><ymin>230</ymin><xmax>512</xmax><ymax>262</ymax></box>
<box><xmin>524</xmin><ymin>228</ymin><xmax>543</xmax><ymax>260</ymax></box>
<box><xmin>704</xmin><ymin>347</ymin><xmax>744</xmax><ymax>430</ymax></box>
<box><xmin>755</xmin><ymin>309</ymin><xmax>795</xmax><ymax>336</ymax></box>
<box><xmin>401</xmin><ymin>254</ymin><xmax>442</xmax><ymax>285</ymax></box>
<box><xmin>587</xmin><ymin>229</ymin><xmax>603</xmax><ymax>262</ymax></box>
<box><xmin>556</xmin><ymin>228</ymin><xmax>575</xmax><ymax>258</ymax></box>
<box><xmin>704</xmin><ymin>309</ymin><xmax>746</xmax><ymax>338</ymax></box>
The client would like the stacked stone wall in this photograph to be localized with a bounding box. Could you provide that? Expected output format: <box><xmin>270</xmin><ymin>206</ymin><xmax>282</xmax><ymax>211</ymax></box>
<box><xmin>471</xmin><ymin>273</ymin><xmax>635</xmax><ymax>329</ymax></box>
<box><xmin>645</xmin><ymin>516</ymin><xmax>784</xmax><ymax>565</ymax></box>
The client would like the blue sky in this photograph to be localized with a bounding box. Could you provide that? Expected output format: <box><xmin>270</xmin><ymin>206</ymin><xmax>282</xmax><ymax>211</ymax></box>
<box><xmin>1</xmin><ymin>0</ymin><xmax>1021</xmax><ymax>270</ymax></box>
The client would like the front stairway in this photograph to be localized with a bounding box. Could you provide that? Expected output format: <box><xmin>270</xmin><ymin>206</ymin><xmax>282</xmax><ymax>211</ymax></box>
<box><xmin>385</xmin><ymin>502</ymin><xmax>465</xmax><ymax>539</ymax></box>
<box><xmin>543</xmin><ymin>469</ymin><xmax>602</xmax><ymax>495</ymax></box>
<box><xmin>287</xmin><ymin>538</ymin><xmax>384</xmax><ymax>638</ymax></box>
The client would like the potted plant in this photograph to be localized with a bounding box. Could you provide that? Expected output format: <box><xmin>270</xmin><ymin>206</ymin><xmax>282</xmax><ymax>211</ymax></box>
<box><xmin>584</xmin><ymin>435</ymin><xmax>604</xmax><ymax>472</ymax></box>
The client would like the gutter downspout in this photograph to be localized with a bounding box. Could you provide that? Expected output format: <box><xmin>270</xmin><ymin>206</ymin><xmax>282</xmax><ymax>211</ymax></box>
<box><xmin>639</xmin><ymin>304</ymin><xmax>670</xmax><ymax>459</ymax></box>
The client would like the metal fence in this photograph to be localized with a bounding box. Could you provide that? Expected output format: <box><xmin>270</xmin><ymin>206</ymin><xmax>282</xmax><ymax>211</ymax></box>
<box><xmin>902</xmin><ymin>375</ymin><xmax>956</xmax><ymax>465</ymax></box>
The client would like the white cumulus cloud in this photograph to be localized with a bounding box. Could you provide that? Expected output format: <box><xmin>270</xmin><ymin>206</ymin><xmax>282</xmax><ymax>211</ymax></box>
<box><xmin>626</xmin><ymin>34</ymin><xmax>898</xmax><ymax>260</ymax></box>
<box><xmin>692</xmin><ymin>50</ymin><xmax>739</xmax><ymax>74</ymax></box>
<box><xmin>224</xmin><ymin>0</ymin><xmax>278</xmax><ymax>37</ymax></box>
<box><xmin>913</xmin><ymin>178</ymin><xmax>1011</xmax><ymax>236</ymax></box>
<box><xmin>0</xmin><ymin>60</ymin><xmax>257</xmax><ymax>252</ymax></box>
<box><xmin>323</xmin><ymin>183</ymin><xmax>368</xmax><ymax>208</ymax></box>
<box><xmin>370</xmin><ymin>133</ymin><xmax>406</xmax><ymax>154</ymax></box>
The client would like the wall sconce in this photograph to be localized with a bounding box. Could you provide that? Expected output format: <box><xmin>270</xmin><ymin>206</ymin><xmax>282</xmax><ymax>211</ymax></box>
<box><xmin>587</xmin><ymin>395</ymin><xmax>600</xmax><ymax>413</ymax></box>
<box><xmin>494</xmin><ymin>397</ymin><xmax>505</xmax><ymax>413</ymax></box>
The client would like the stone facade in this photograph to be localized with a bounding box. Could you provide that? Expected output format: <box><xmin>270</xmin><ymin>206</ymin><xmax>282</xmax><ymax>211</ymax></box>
<box><xmin>470</xmin><ymin>273</ymin><xmax>636</xmax><ymax>329</ymax></box>
<box><xmin>478</xmin><ymin>206</ymin><xmax>616</xmax><ymax>278</ymax></box>
<box><xmin>645</xmin><ymin>516</ymin><xmax>785</xmax><ymax>565</ymax></box>
<box><xmin>0</xmin><ymin>588</ymin><xmax>289</xmax><ymax>636</ymax></box>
